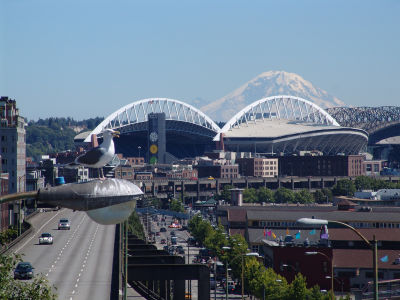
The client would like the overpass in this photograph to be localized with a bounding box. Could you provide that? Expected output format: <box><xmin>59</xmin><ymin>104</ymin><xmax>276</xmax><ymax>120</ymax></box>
<box><xmin>131</xmin><ymin>176</ymin><xmax>400</xmax><ymax>201</ymax></box>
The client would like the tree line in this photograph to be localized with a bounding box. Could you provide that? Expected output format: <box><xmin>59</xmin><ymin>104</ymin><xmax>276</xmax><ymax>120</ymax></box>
<box><xmin>215</xmin><ymin>176</ymin><xmax>400</xmax><ymax>204</ymax></box>
<box><xmin>26</xmin><ymin>117</ymin><xmax>103</xmax><ymax>161</ymax></box>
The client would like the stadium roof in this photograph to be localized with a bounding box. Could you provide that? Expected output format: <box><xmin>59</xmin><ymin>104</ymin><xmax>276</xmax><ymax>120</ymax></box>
<box><xmin>80</xmin><ymin>95</ymin><xmax>368</xmax><ymax>156</ymax></box>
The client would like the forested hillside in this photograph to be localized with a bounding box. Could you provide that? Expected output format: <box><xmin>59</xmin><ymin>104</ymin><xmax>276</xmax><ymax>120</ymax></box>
<box><xmin>26</xmin><ymin>117</ymin><xmax>103</xmax><ymax>161</ymax></box>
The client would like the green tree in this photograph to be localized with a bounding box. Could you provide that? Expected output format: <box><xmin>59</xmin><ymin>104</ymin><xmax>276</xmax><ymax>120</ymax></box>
<box><xmin>332</xmin><ymin>179</ymin><xmax>356</xmax><ymax>196</ymax></box>
<box><xmin>127</xmin><ymin>211</ymin><xmax>145</xmax><ymax>239</ymax></box>
<box><xmin>188</xmin><ymin>214</ymin><xmax>214</xmax><ymax>246</ymax></box>
<box><xmin>295</xmin><ymin>189</ymin><xmax>314</xmax><ymax>204</ymax></box>
<box><xmin>219</xmin><ymin>185</ymin><xmax>233</xmax><ymax>202</ymax></box>
<box><xmin>355</xmin><ymin>176</ymin><xmax>373</xmax><ymax>191</ymax></box>
<box><xmin>243</xmin><ymin>188</ymin><xmax>257</xmax><ymax>203</ymax></box>
<box><xmin>204</xmin><ymin>224</ymin><xmax>228</xmax><ymax>257</ymax></box>
<box><xmin>0</xmin><ymin>253</ymin><xmax>57</xmax><ymax>299</ymax></box>
<box><xmin>274</xmin><ymin>187</ymin><xmax>295</xmax><ymax>203</ymax></box>
<box><xmin>257</xmin><ymin>187</ymin><xmax>274</xmax><ymax>203</ymax></box>
<box><xmin>169</xmin><ymin>199</ymin><xmax>184</xmax><ymax>212</ymax></box>
<box><xmin>286</xmin><ymin>273</ymin><xmax>308</xmax><ymax>300</ymax></box>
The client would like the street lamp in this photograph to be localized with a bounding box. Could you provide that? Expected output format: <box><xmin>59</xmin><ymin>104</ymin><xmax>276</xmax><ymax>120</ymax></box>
<box><xmin>297</xmin><ymin>217</ymin><xmax>378</xmax><ymax>300</ymax></box>
<box><xmin>222</xmin><ymin>246</ymin><xmax>259</xmax><ymax>300</ymax></box>
<box><xmin>17</xmin><ymin>174</ymin><xmax>26</xmax><ymax>236</ymax></box>
<box><xmin>138</xmin><ymin>146</ymin><xmax>141</xmax><ymax>158</ymax></box>
<box><xmin>305</xmin><ymin>251</ymin><xmax>334</xmax><ymax>300</ymax></box>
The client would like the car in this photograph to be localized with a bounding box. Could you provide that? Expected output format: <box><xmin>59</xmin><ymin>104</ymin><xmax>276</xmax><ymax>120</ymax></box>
<box><xmin>170</xmin><ymin>231</ymin><xmax>176</xmax><ymax>236</ymax></box>
<box><xmin>224</xmin><ymin>280</ymin><xmax>236</xmax><ymax>292</ymax></box>
<box><xmin>58</xmin><ymin>218</ymin><xmax>70</xmax><ymax>230</ymax></box>
<box><xmin>160</xmin><ymin>227</ymin><xmax>167</xmax><ymax>232</ymax></box>
<box><xmin>185</xmin><ymin>292</ymin><xmax>192</xmax><ymax>299</ymax></box>
<box><xmin>156</xmin><ymin>232</ymin><xmax>160</xmax><ymax>236</ymax></box>
<box><xmin>160</xmin><ymin>239</ymin><xmax>166</xmax><ymax>244</ymax></box>
<box><xmin>14</xmin><ymin>262</ymin><xmax>34</xmax><ymax>280</ymax></box>
<box><xmin>39</xmin><ymin>233</ymin><xmax>53</xmax><ymax>245</ymax></box>
<box><xmin>207</xmin><ymin>176</ymin><xmax>215</xmax><ymax>180</ymax></box>
<box><xmin>171</xmin><ymin>236</ymin><xmax>177</xmax><ymax>245</ymax></box>
<box><xmin>210</xmin><ymin>277</ymin><xmax>216</xmax><ymax>290</ymax></box>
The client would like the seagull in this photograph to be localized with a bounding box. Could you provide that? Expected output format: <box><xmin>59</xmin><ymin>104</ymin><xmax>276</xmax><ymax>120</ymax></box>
<box><xmin>74</xmin><ymin>129</ymin><xmax>120</xmax><ymax>178</ymax></box>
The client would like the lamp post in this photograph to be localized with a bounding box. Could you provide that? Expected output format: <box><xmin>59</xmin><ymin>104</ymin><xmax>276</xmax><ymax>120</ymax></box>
<box><xmin>222</xmin><ymin>246</ymin><xmax>259</xmax><ymax>300</ymax></box>
<box><xmin>298</xmin><ymin>217</ymin><xmax>378</xmax><ymax>300</ymax></box>
<box><xmin>17</xmin><ymin>174</ymin><xmax>26</xmax><ymax>236</ymax></box>
<box><xmin>138</xmin><ymin>146</ymin><xmax>141</xmax><ymax>158</ymax></box>
<box><xmin>305</xmin><ymin>251</ymin><xmax>334</xmax><ymax>300</ymax></box>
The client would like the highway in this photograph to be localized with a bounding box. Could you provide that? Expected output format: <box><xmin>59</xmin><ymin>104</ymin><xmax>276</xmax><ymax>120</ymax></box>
<box><xmin>12</xmin><ymin>208</ymin><xmax>115</xmax><ymax>300</ymax></box>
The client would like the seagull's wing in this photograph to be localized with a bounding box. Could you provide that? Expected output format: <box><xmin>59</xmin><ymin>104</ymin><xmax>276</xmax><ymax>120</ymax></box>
<box><xmin>75</xmin><ymin>147</ymin><xmax>106</xmax><ymax>165</ymax></box>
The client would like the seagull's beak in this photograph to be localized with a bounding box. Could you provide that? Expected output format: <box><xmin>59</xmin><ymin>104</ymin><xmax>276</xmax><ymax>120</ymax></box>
<box><xmin>112</xmin><ymin>131</ymin><xmax>120</xmax><ymax>138</ymax></box>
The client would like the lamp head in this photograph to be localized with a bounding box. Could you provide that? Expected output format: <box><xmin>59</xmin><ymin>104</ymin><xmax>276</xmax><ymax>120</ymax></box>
<box><xmin>297</xmin><ymin>218</ymin><xmax>328</xmax><ymax>225</ymax></box>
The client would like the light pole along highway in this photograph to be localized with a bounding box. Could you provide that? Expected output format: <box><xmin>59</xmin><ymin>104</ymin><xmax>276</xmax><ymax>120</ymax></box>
<box><xmin>297</xmin><ymin>217</ymin><xmax>379</xmax><ymax>300</ymax></box>
<box><xmin>222</xmin><ymin>246</ymin><xmax>259</xmax><ymax>300</ymax></box>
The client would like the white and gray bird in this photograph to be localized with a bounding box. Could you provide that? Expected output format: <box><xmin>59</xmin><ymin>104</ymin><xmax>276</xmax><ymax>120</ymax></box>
<box><xmin>73</xmin><ymin>129</ymin><xmax>119</xmax><ymax>175</ymax></box>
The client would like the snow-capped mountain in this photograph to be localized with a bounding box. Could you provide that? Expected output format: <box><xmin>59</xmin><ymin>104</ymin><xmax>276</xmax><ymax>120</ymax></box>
<box><xmin>201</xmin><ymin>71</ymin><xmax>346</xmax><ymax>122</ymax></box>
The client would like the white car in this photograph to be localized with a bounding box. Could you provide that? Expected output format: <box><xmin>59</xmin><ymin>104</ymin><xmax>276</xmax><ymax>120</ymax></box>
<box><xmin>39</xmin><ymin>233</ymin><xmax>53</xmax><ymax>245</ymax></box>
<box><xmin>58</xmin><ymin>218</ymin><xmax>70</xmax><ymax>230</ymax></box>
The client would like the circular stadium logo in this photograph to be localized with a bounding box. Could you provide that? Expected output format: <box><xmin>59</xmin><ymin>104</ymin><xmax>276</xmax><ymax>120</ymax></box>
<box><xmin>150</xmin><ymin>144</ymin><xmax>158</xmax><ymax>154</ymax></box>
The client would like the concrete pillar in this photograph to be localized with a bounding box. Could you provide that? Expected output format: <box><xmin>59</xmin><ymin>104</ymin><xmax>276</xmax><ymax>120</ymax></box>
<box><xmin>160</xmin><ymin>280</ymin><xmax>167</xmax><ymax>299</ymax></box>
<box><xmin>181</xmin><ymin>181</ymin><xmax>184</xmax><ymax>202</ymax></box>
<box><xmin>320</xmin><ymin>178</ymin><xmax>325</xmax><ymax>189</ymax></box>
<box><xmin>263</xmin><ymin>179</ymin><xmax>267</xmax><ymax>188</ymax></box>
<box><xmin>245</xmin><ymin>178</ymin><xmax>249</xmax><ymax>189</ymax></box>
<box><xmin>197</xmin><ymin>180</ymin><xmax>200</xmax><ymax>202</ymax></box>
<box><xmin>173</xmin><ymin>280</ymin><xmax>185</xmax><ymax>300</ymax></box>
<box><xmin>277</xmin><ymin>178</ymin><xmax>281</xmax><ymax>188</ymax></box>
<box><xmin>198</xmin><ymin>267</ymin><xmax>210</xmax><ymax>300</ymax></box>
<box><xmin>167</xmin><ymin>280</ymin><xmax>171</xmax><ymax>300</ymax></box>
<box><xmin>291</xmin><ymin>178</ymin><xmax>294</xmax><ymax>190</ymax></box>
<box><xmin>216</xmin><ymin>179</ymin><xmax>220</xmax><ymax>196</ymax></box>
<box><xmin>308</xmin><ymin>178</ymin><xmax>311</xmax><ymax>190</ymax></box>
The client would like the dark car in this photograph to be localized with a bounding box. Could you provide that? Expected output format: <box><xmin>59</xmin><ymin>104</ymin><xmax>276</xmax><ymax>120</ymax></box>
<box><xmin>210</xmin><ymin>277</ymin><xmax>216</xmax><ymax>290</ymax></box>
<box><xmin>14</xmin><ymin>262</ymin><xmax>34</xmax><ymax>280</ymax></box>
<box><xmin>170</xmin><ymin>231</ymin><xmax>176</xmax><ymax>236</ymax></box>
<box><xmin>160</xmin><ymin>227</ymin><xmax>167</xmax><ymax>232</ymax></box>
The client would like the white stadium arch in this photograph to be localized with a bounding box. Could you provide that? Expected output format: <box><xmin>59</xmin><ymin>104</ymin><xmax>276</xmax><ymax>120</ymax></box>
<box><xmin>84</xmin><ymin>98</ymin><xmax>221</xmax><ymax>142</ymax></box>
<box><xmin>216</xmin><ymin>95</ymin><xmax>339</xmax><ymax>141</ymax></box>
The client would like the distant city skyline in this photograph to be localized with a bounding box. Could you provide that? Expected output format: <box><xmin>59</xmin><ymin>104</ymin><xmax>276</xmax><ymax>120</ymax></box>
<box><xmin>1</xmin><ymin>0</ymin><xmax>399</xmax><ymax>121</ymax></box>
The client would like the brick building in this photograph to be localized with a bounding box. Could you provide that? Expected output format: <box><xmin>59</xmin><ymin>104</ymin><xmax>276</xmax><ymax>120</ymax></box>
<box><xmin>236</xmin><ymin>157</ymin><xmax>278</xmax><ymax>177</ymax></box>
<box><xmin>278</xmin><ymin>155</ymin><xmax>365</xmax><ymax>177</ymax></box>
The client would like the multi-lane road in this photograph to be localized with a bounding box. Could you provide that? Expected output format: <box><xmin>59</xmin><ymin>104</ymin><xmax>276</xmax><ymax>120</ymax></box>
<box><xmin>10</xmin><ymin>209</ymin><xmax>115</xmax><ymax>300</ymax></box>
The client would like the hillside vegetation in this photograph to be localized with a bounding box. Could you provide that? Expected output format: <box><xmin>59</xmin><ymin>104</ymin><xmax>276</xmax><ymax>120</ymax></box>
<box><xmin>26</xmin><ymin>117</ymin><xmax>103</xmax><ymax>161</ymax></box>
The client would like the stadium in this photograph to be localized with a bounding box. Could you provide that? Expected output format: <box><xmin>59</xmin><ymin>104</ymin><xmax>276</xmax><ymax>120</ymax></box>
<box><xmin>77</xmin><ymin>96</ymin><xmax>368</xmax><ymax>162</ymax></box>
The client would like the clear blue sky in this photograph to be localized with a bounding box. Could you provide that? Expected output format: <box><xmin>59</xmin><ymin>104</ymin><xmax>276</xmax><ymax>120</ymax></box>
<box><xmin>1</xmin><ymin>0</ymin><xmax>399</xmax><ymax>121</ymax></box>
